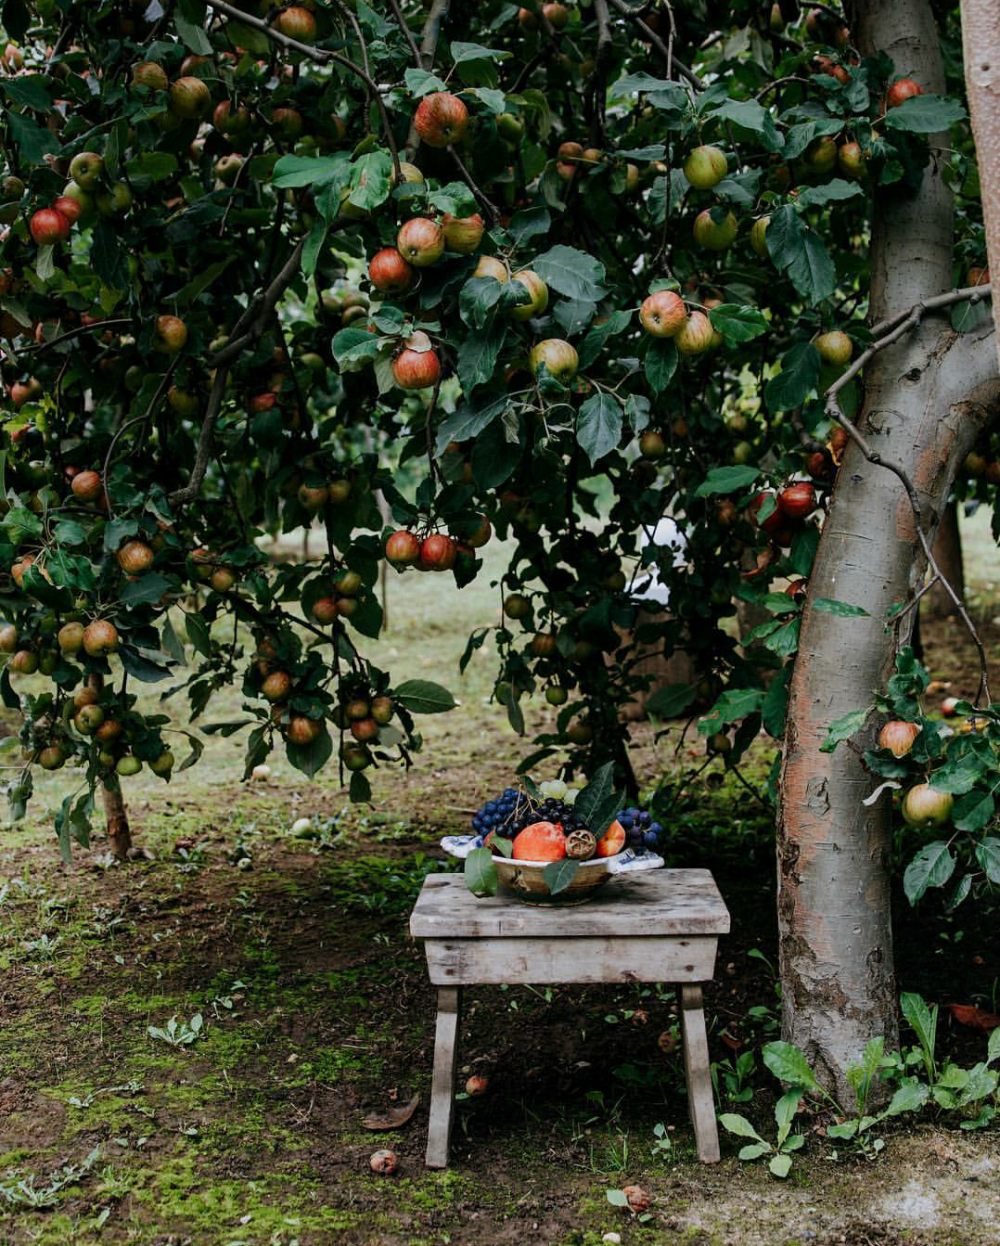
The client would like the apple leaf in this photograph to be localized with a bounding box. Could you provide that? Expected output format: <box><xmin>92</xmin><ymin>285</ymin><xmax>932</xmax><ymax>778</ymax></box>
<box><xmin>903</xmin><ymin>841</ymin><xmax>955</xmax><ymax>904</ymax></box>
<box><xmin>394</xmin><ymin>680</ymin><xmax>458</xmax><ymax>714</ymax></box>
<box><xmin>693</xmin><ymin>465</ymin><xmax>759</xmax><ymax>496</ymax></box>
<box><xmin>464</xmin><ymin>847</ymin><xmax>498</xmax><ymax>897</ymax></box>
<box><xmin>544</xmin><ymin>858</ymin><xmax>581</xmax><ymax>896</ymax></box>
<box><xmin>884</xmin><ymin>94</ymin><xmax>966</xmax><ymax>134</ymax></box>
<box><xmin>707</xmin><ymin>303</ymin><xmax>769</xmax><ymax>342</ymax></box>
<box><xmin>577</xmin><ymin>392</ymin><xmax>623</xmax><ymax>466</ymax></box>
<box><xmin>765</xmin><ymin>341</ymin><xmax>822</xmax><ymax>411</ymax></box>
<box><xmin>645</xmin><ymin>337</ymin><xmax>678</xmax><ymax>392</ymax></box>
<box><xmin>532</xmin><ymin>245</ymin><xmax>607</xmax><ymax>302</ymax></box>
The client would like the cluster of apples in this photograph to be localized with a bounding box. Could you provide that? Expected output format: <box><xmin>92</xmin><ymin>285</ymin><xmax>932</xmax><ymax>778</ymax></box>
<box><xmin>334</xmin><ymin>690</ymin><xmax>396</xmax><ymax>773</ymax></box>
<box><xmin>384</xmin><ymin>515</ymin><xmax>492</xmax><ymax>574</ymax></box>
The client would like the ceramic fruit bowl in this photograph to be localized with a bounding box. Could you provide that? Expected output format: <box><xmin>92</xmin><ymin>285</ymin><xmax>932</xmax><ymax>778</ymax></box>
<box><xmin>441</xmin><ymin>835</ymin><xmax>664</xmax><ymax>905</ymax></box>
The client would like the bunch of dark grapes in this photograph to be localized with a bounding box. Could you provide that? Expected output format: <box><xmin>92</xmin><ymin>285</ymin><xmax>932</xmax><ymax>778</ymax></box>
<box><xmin>471</xmin><ymin>788</ymin><xmax>530</xmax><ymax>839</ymax></box>
<box><xmin>616</xmin><ymin>806</ymin><xmax>664</xmax><ymax>853</ymax></box>
<box><xmin>535</xmin><ymin>797</ymin><xmax>589</xmax><ymax>835</ymax></box>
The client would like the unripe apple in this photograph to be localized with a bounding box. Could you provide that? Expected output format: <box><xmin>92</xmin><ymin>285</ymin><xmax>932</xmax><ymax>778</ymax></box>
<box><xmin>29</xmin><ymin>208</ymin><xmax>71</xmax><ymax>246</ymax></box>
<box><xmin>0</xmin><ymin>624</ymin><xmax>16</xmax><ymax>653</ymax></box>
<box><xmin>385</xmin><ymin>530</ymin><xmax>421</xmax><ymax>566</ymax></box>
<box><xmin>413</xmin><ymin>92</ymin><xmax>469</xmax><ymax>148</ymax></box>
<box><xmin>396</xmin><ymin>217</ymin><xmax>445</xmax><ymax>267</ymax></box>
<box><xmin>497</xmin><ymin>113</ymin><xmax>524</xmax><ymax>143</ymax></box>
<box><xmin>39</xmin><ymin>745</ymin><xmax>66</xmax><ymax>770</ymax></box>
<box><xmin>369</xmin><ymin>247</ymin><xmax>414</xmax><ymax>294</ymax></box>
<box><xmin>169</xmin><ymin>75</ymin><xmax>212</xmax><ymax>121</ymax></box>
<box><xmin>351</xmin><ymin>716</ymin><xmax>379</xmax><ymax>742</ymax></box>
<box><xmin>442</xmin><ymin>213</ymin><xmax>484</xmax><ymax>254</ymax></box>
<box><xmin>298</xmin><ymin>483</ymin><xmax>329</xmax><ymax>513</ymax></box>
<box><xmin>117</xmin><ymin>540</ymin><xmax>155</xmax><ymax>575</ymax></box>
<box><xmin>328</xmin><ymin>478</ymin><xmax>352</xmax><ymax>503</ymax></box>
<box><xmin>153</xmin><ymin>315</ymin><xmax>188</xmax><ymax>355</ymax></box>
<box><xmin>964</xmin><ymin>450</ymin><xmax>987</xmax><ymax>477</ymax></box>
<box><xmin>546</xmin><ymin>685</ymin><xmax>568</xmax><ymax>706</ymax></box>
<box><xmin>69</xmin><ymin>152</ymin><xmax>104</xmax><ymax>190</ymax></box>
<box><xmin>750</xmin><ymin>216</ymin><xmax>770</xmax><ymax>258</ymax></box>
<box><xmin>95</xmin><ymin>181</ymin><xmax>133</xmax><ymax>218</ymax></box>
<box><xmin>814</xmin><ymin>330</ymin><xmax>852</xmax><ymax>365</ymax></box>
<box><xmin>272</xmin><ymin>107</ymin><xmax>304</xmax><ymax>141</ymax></box>
<box><xmin>640</xmin><ymin>290</ymin><xmax>686</xmax><ymax>338</ymax></box>
<box><xmin>213</xmin><ymin>100</ymin><xmax>250</xmax><ymax>137</ymax></box>
<box><xmin>693</xmin><ymin>209</ymin><xmax>738</xmax><ymax>252</ymax></box>
<box><xmin>556</xmin><ymin>141</ymin><xmax>584</xmax><ymax>181</ymax></box>
<box><xmin>117</xmin><ymin>755</ymin><xmax>142</xmax><ymax>777</ymax></box>
<box><xmin>10</xmin><ymin>650</ymin><xmax>38</xmax><ymax>674</ymax></box>
<box><xmin>150</xmin><ymin>750</ymin><xmax>175</xmax><ymax>776</ymax></box>
<box><xmin>504</xmin><ymin>592</ymin><xmax>531</xmax><ymax>619</ymax></box>
<box><xmin>529</xmin><ymin>339</ymin><xmax>578</xmax><ymax>383</ymax></box>
<box><xmin>210</xmin><ymin>567</ymin><xmax>236</xmax><ymax>593</ymax></box>
<box><xmin>683</xmin><ymin>145</ymin><xmax>727</xmax><ymax>190</ymax></box>
<box><xmin>886</xmin><ymin>78</ymin><xmax>923</xmax><ymax>109</ymax></box>
<box><xmin>878</xmin><ymin>720</ymin><xmax>920</xmax><ymax>758</ymax></box>
<box><xmin>639</xmin><ymin>430</ymin><xmax>666</xmax><ymax>458</ymax></box>
<box><xmin>901</xmin><ymin>783</ymin><xmax>952</xmax><ymax>828</ymax></box>
<box><xmin>566</xmin><ymin>720</ymin><xmax>593</xmax><ymax>745</ymax></box>
<box><xmin>343</xmin><ymin>745</ymin><xmax>372</xmax><ymax>772</ymax></box>
<box><xmin>676</xmin><ymin>310</ymin><xmax>714</xmax><ymax>356</ymax></box>
<box><xmin>312</xmin><ymin>597</ymin><xmax>338</xmax><ymax>624</ymax></box>
<box><xmin>464</xmin><ymin>515</ymin><xmax>492</xmax><ymax>548</ymax></box>
<box><xmin>393</xmin><ymin>331</ymin><xmax>441</xmax><ymax>390</ymax></box>
<box><xmin>804</xmin><ymin>136</ymin><xmax>837</xmax><ymax>175</ymax></box>
<box><xmin>371</xmin><ymin>696</ymin><xmax>394</xmax><ymax>725</ymax></box>
<box><xmin>75</xmin><ymin>704</ymin><xmax>105</xmax><ymax>735</ymax></box>
<box><xmin>215</xmin><ymin>155</ymin><xmax>244</xmax><ymax>186</ymax></box>
<box><xmin>287</xmin><ymin>715</ymin><xmax>322</xmax><ymax>745</ymax></box>
<box><xmin>509</xmin><ymin>270</ymin><xmax>548</xmax><ymax>321</ymax></box>
<box><xmin>837</xmin><ymin>141</ymin><xmax>866</xmax><ymax>179</ymax></box>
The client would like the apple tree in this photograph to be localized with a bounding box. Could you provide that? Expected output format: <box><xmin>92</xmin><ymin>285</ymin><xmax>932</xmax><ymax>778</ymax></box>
<box><xmin>0</xmin><ymin>0</ymin><xmax>997</xmax><ymax>1098</ymax></box>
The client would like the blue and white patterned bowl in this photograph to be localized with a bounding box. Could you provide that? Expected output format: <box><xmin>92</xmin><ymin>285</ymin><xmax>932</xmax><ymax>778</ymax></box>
<box><xmin>441</xmin><ymin>834</ymin><xmax>664</xmax><ymax>904</ymax></box>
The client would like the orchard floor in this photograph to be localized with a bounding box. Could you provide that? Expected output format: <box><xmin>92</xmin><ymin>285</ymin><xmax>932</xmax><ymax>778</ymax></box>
<box><xmin>1</xmin><ymin>512</ymin><xmax>999</xmax><ymax>1246</ymax></box>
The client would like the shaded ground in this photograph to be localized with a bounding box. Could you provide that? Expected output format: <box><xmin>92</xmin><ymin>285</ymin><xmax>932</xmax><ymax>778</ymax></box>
<box><xmin>0</xmin><ymin>513</ymin><xmax>998</xmax><ymax>1245</ymax></box>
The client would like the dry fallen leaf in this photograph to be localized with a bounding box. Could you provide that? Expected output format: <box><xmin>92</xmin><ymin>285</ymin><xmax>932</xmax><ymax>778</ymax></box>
<box><xmin>947</xmin><ymin>1003</ymin><xmax>1000</xmax><ymax>1030</ymax></box>
<box><xmin>362</xmin><ymin>1093</ymin><xmax>420</xmax><ymax>1131</ymax></box>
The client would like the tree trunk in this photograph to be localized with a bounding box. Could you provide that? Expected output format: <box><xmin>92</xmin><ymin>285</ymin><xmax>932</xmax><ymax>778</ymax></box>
<box><xmin>777</xmin><ymin>0</ymin><xmax>999</xmax><ymax>1102</ymax></box>
<box><xmin>923</xmin><ymin>498</ymin><xmax>965</xmax><ymax>619</ymax></box>
<box><xmin>88</xmin><ymin>673</ymin><xmax>132</xmax><ymax>860</ymax></box>
<box><xmin>962</xmin><ymin>0</ymin><xmax>1000</xmax><ymax>372</ymax></box>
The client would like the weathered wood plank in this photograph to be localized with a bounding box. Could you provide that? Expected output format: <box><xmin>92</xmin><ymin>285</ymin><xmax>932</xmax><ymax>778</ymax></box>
<box><xmin>424</xmin><ymin>936</ymin><xmax>718</xmax><ymax>985</ymax></box>
<box><xmin>681</xmin><ymin>984</ymin><xmax>720</xmax><ymax>1163</ymax></box>
<box><xmin>410</xmin><ymin>870</ymin><xmax>730</xmax><ymax>939</ymax></box>
<box><xmin>425</xmin><ymin>986</ymin><xmax>461</xmax><ymax>1169</ymax></box>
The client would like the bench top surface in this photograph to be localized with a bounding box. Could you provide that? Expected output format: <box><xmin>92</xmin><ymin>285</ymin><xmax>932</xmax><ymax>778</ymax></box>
<box><xmin>410</xmin><ymin>869</ymin><xmax>730</xmax><ymax>939</ymax></box>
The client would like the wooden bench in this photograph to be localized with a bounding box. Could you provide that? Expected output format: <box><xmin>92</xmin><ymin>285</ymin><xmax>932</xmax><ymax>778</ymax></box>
<box><xmin>409</xmin><ymin>869</ymin><xmax>730</xmax><ymax>1168</ymax></box>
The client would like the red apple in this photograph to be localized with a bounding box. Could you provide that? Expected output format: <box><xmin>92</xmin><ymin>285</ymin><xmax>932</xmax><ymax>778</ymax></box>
<box><xmin>413</xmin><ymin>92</ymin><xmax>469</xmax><ymax>148</ymax></box>
<box><xmin>276</xmin><ymin>6</ymin><xmax>317</xmax><ymax>42</ymax></box>
<box><xmin>419</xmin><ymin>533</ymin><xmax>457</xmax><ymax>571</ymax></box>
<box><xmin>169</xmin><ymin>75</ymin><xmax>212</xmax><ymax>121</ymax></box>
<box><xmin>52</xmin><ymin>196</ymin><xmax>83</xmax><ymax>224</ymax></box>
<box><xmin>441</xmin><ymin>213</ymin><xmax>484</xmax><ymax>254</ymax></box>
<box><xmin>29</xmin><ymin>208</ymin><xmax>71</xmax><ymax>246</ymax></box>
<box><xmin>392</xmin><ymin>332</ymin><xmax>441</xmax><ymax>390</ymax></box>
<box><xmin>750</xmin><ymin>491</ymin><xmax>783</xmax><ymax>534</ymax></box>
<box><xmin>396</xmin><ymin>217</ymin><xmax>445</xmax><ymax>267</ymax></box>
<box><xmin>640</xmin><ymin>290</ymin><xmax>687</xmax><ymax>338</ymax></box>
<box><xmin>886</xmin><ymin>78</ymin><xmax>923</xmax><ymax>109</ymax></box>
<box><xmin>385</xmin><ymin>530</ymin><xmax>421</xmax><ymax>566</ymax></box>
<box><xmin>779</xmin><ymin>482</ymin><xmax>816</xmax><ymax>519</ymax></box>
<box><xmin>369</xmin><ymin>248</ymin><xmax>414</xmax><ymax>294</ymax></box>
<box><xmin>529</xmin><ymin>338</ymin><xmax>578</xmax><ymax>383</ymax></box>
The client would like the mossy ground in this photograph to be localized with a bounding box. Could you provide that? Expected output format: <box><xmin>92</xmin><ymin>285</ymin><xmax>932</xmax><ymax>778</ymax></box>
<box><xmin>0</xmin><ymin>513</ymin><xmax>999</xmax><ymax>1245</ymax></box>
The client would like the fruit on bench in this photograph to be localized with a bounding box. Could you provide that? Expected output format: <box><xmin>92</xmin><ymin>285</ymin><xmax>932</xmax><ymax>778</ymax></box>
<box><xmin>595</xmin><ymin>819</ymin><xmax>626</xmax><ymax>857</ymax></box>
<box><xmin>512</xmin><ymin>820</ymin><xmax>566</xmax><ymax>861</ymax></box>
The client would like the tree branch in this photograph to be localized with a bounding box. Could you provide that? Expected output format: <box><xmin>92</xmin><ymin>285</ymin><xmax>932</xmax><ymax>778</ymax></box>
<box><xmin>962</xmin><ymin>0</ymin><xmax>1000</xmax><ymax>376</ymax></box>
<box><xmin>207</xmin><ymin>236</ymin><xmax>307</xmax><ymax>370</ymax></box>
<box><xmin>823</xmin><ymin>282</ymin><xmax>996</xmax><ymax>704</ymax></box>
<box><xmin>605</xmin><ymin>0</ymin><xmax>704</xmax><ymax>90</ymax></box>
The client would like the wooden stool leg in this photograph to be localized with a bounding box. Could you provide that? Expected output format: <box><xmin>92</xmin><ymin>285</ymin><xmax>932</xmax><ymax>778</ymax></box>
<box><xmin>426</xmin><ymin>986</ymin><xmax>462</xmax><ymax>1169</ymax></box>
<box><xmin>680</xmin><ymin>984</ymin><xmax>720</xmax><ymax>1163</ymax></box>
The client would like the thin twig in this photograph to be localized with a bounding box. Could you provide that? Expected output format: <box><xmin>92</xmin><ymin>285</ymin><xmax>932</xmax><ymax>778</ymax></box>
<box><xmin>606</xmin><ymin>0</ymin><xmax>704</xmax><ymax>90</ymax></box>
<box><xmin>448</xmin><ymin>149</ymin><xmax>500</xmax><ymax>228</ymax></box>
<box><xmin>22</xmin><ymin>318</ymin><xmax>132</xmax><ymax>355</ymax></box>
<box><xmin>168</xmin><ymin>365</ymin><xmax>229</xmax><ymax>507</ymax></box>
<box><xmin>385</xmin><ymin>0</ymin><xmax>421</xmax><ymax>62</ymax></box>
<box><xmin>207</xmin><ymin>237</ymin><xmax>307</xmax><ymax>370</ymax></box>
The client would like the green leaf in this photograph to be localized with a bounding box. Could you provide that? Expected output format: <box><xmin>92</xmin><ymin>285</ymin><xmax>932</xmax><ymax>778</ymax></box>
<box><xmin>605</xmin><ymin>1188</ymin><xmax>629</xmax><ymax>1207</ymax></box>
<box><xmin>273</xmin><ymin>153</ymin><xmax>350</xmax><ymax>189</ymax></box>
<box><xmin>574</xmin><ymin>761</ymin><xmax>620</xmax><ymax>838</ymax></box>
<box><xmin>765</xmin><ymin>206</ymin><xmax>836</xmax><ymax>307</ymax></box>
<box><xmin>699</xmin><ymin>688</ymin><xmax>764</xmax><ymax>733</ymax></box>
<box><xmin>693</xmin><ymin>466</ymin><xmax>759</xmax><ymax>497</ymax></box>
<box><xmin>900</xmin><ymin>992</ymin><xmax>937</xmax><ymax>1060</ymax></box>
<box><xmin>707</xmin><ymin>304</ymin><xmax>769</xmax><ymax>343</ymax></box>
<box><xmin>762</xmin><ymin>663</ymin><xmax>792</xmax><ymax>737</ymax></box>
<box><xmin>404</xmin><ymin>68</ymin><xmax>447</xmax><ymax>96</ymax></box>
<box><xmin>903</xmin><ymin>841</ymin><xmax>955</xmax><ymax>904</ymax></box>
<box><xmin>349</xmin><ymin>152</ymin><xmax>393</xmax><ymax>210</ymax></box>
<box><xmin>975</xmin><ymin>836</ymin><xmax>1000</xmax><ymax>885</ymax></box>
<box><xmin>762</xmin><ymin>1041</ymin><xmax>820</xmax><ymax>1091</ymax></box>
<box><xmin>820</xmin><ymin>707</ymin><xmax>870</xmax><ymax>753</ymax></box>
<box><xmin>435</xmin><ymin>390</ymin><xmax>508</xmax><ymax>454</ymax></box>
<box><xmin>811</xmin><ymin>598</ymin><xmax>869</xmax><ymax>617</ymax></box>
<box><xmin>464</xmin><ymin>846</ymin><xmax>498</xmax><ymax>897</ymax></box>
<box><xmin>286</xmin><ymin>726</ymin><xmax>333</xmax><ymax>779</ymax></box>
<box><xmin>394</xmin><ymin>680</ymin><xmax>457</xmax><ymax>714</ymax></box>
<box><xmin>451</xmin><ymin>40</ymin><xmax>512</xmax><ymax>63</ymax></box>
<box><xmin>763</xmin><ymin>617</ymin><xmax>800</xmax><ymax>657</ymax></box>
<box><xmin>350</xmin><ymin>770</ymin><xmax>372</xmax><ymax>803</ymax></box>
<box><xmin>577</xmin><ymin>308</ymin><xmax>632</xmax><ymax>369</ymax></box>
<box><xmin>719</xmin><ymin>1113</ymin><xmax>765</xmax><ymax>1141</ymax></box>
<box><xmin>765</xmin><ymin>341</ymin><xmax>822</xmax><ymax>412</ymax></box>
<box><xmin>6</xmin><ymin>110</ymin><xmax>58</xmax><ymax>165</ymax></box>
<box><xmin>795</xmin><ymin>179</ymin><xmax>864</xmax><ymax>209</ymax></box>
<box><xmin>929</xmin><ymin>756</ymin><xmax>982</xmax><ymax>795</ymax></box>
<box><xmin>120</xmin><ymin>573</ymin><xmax>173</xmax><ymax>607</ymax></box>
<box><xmin>459</xmin><ymin>276</ymin><xmax>506</xmax><ymax>329</ymax></box>
<box><xmin>645</xmin><ymin>684</ymin><xmax>697</xmax><ymax>719</ymax></box>
<box><xmin>175</xmin><ymin>0</ymin><xmax>212</xmax><ymax>54</ymax></box>
<box><xmin>709</xmin><ymin>99</ymin><xmax>783</xmax><ymax>152</ymax></box>
<box><xmin>769</xmin><ymin>1154</ymin><xmax>793</xmax><ymax>1179</ymax></box>
<box><xmin>457</xmin><ymin>320</ymin><xmax>506</xmax><ymax>394</ymax></box>
<box><xmin>884</xmin><ymin>94</ymin><xmax>967</xmax><ymax>134</ymax></box>
<box><xmin>645</xmin><ymin>338</ymin><xmax>678</xmax><ymax>392</ymax></box>
<box><xmin>0</xmin><ymin>76</ymin><xmax>51</xmax><ymax>111</ymax></box>
<box><xmin>532</xmin><ymin>245</ymin><xmax>607</xmax><ymax>302</ymax></box>
<box><xmin>333</xmin><ymin>327</ymin><xmax>384</xmax><ymax>370</ymax></box>
<box><xmin>222</xmin><ymin>17</ymin><xmax>270</xmax><ymax>54</ymax></box>
<box><xmin>577</xmin><ymin>392</ymin><xmax>623</xmax><ymax>465</ymax></box>
<box><xmin>544</xmin><ymin>858</ymin><xmax>581</xmax><ymax>895</ymax></box>
<box><xmin>885</xmin><ymin>1082</ymin><xmax>929</xmax><ymax>1116</ymax></box>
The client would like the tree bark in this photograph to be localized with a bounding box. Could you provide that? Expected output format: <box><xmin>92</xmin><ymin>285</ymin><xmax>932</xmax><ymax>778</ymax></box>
<box><xmin>88</xmin><ymin>673</ymin><xmax>132</xmax><ymax>860</ymax></box>
<box><xmin>962</xmin><ymin>0</ymin><xmax>1000</xmax><ymax>372</ymax></box>
<box><xmin>777</xmin><ymin>0</ymin><xmax>1000</xmax><ymax>1103</ymax></box>
<box><xmin>924</xmin><ymin>498</ymin><xmax>966</xmax><ymax>619</ymax></box>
